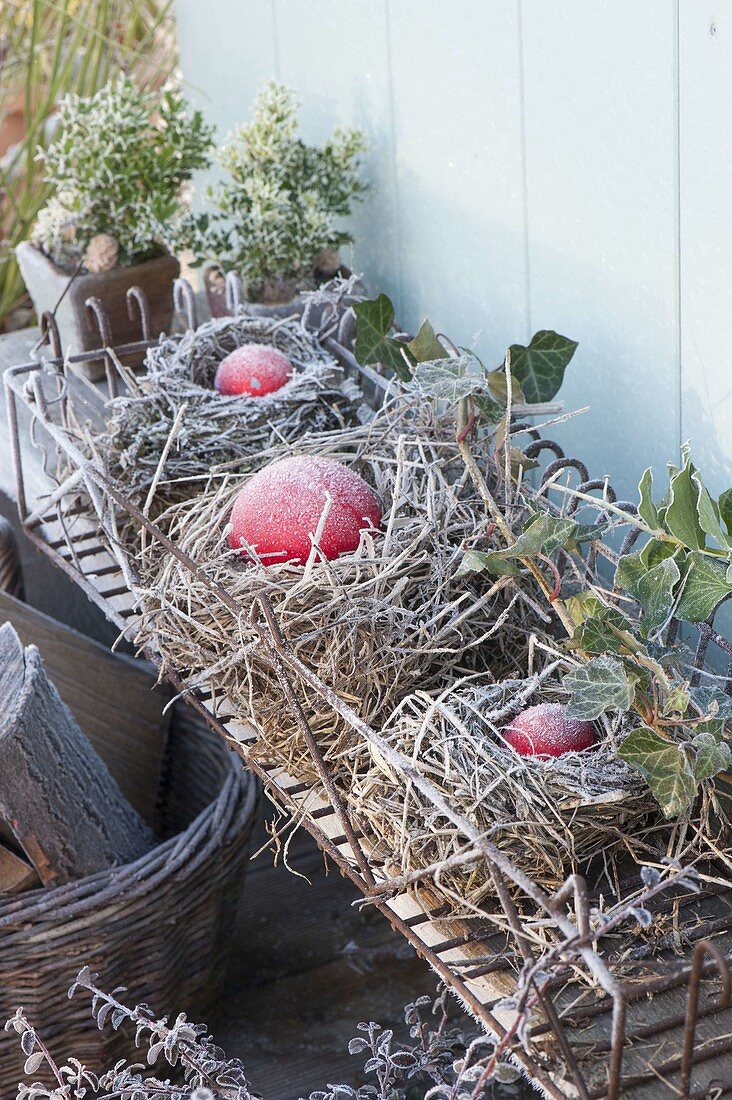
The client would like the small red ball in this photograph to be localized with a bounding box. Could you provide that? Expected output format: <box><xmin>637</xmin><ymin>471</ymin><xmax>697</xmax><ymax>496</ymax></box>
<box><xmin>214</xmin><ymin>344</ymin><xmax>293</xmax><ymax>397</ymax></box>
<box><xmin>228</xmin><ymin>455</ymin><xmax>382</xmax><ymax>565</ymax></box>
<box><xmin>502</xmin><ymin>703</ymin><xmax>597</xmax><ymax>758</ymax></box>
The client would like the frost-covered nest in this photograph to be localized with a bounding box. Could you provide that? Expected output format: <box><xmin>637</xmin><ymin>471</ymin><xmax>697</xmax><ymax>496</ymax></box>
<box><xmin>347</xmin><ymin>672</ymin><xmax>664</xmax><ymax>899</ymax></box>
<box><xmin>103</xmin><ymin>313</ymin><xmax>363</xmax><ymax>507</ymax></box>
<box><xmin>132</xmin><ymin>400</ymin><xmax>556</xmax><ymax>779</ymax></box>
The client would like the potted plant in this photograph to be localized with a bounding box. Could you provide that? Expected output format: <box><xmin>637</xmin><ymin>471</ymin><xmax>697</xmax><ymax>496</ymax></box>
<box><xmin>16</xmin><ymin>77</ymin><xmax>213</xmax><ymax>374</ymax></box>
<box><xmin>178</xmin><ymin>81</ymin><xmax>367</xmax><ymax>317</ymax></box>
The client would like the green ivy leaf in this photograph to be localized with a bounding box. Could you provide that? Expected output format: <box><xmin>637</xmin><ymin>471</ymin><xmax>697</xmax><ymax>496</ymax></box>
<box><xmin>637</xmin><ymin>468</ymin><xmax>659</xmax><ymax>529</ymax></box>
<box><xmin>665</xmin><ymin>450</ymin><xmax>705</xmax><ymax>550</ymax></box>
<box><xmin>676</xmin><ymin>551</ymin><xmax>732</xmax><ymax>623</ymax></box>
<box><xmin>497</xmin><ymin>513</ymin><xmax>580</xmax><ymax>560</ymax></box>
<box><xmin>455</xmin><ymin>550</ymin><xmax>521</xmax><ymax>578</ymax></box>
<box><xmin>564</xmin><ymin>656</ymin><xmax>635</xmax><ymax>720</ymax></box>
<box><xmin>571</xmin><ymin>616</ymin><xmax>626</xmax><ymax>655</ymax></box>
<box><xmin>719</xmin><ymin>488</ymin><xmax>732</xmax><ymax>537</ymax></box>
<box><xmin>692</xmin><ymin>473</ymin><xmax>731</xmax><ymax>550</ymax></box>
<box><xmin>692</xmin><ymin>732</ymin><xmax>731</xmax><ymax>782</ymax></box>
<box><xmin>635</xmin><ymin>555</ymin><xmax>682</xmax><ymax>637</ymax></box>
<box><xmin>618</xmin><ymin>727</ymin><xmax>696</xmax><ymax>818</ymax></box>
<box><xmin>406</xmin><ymin>320</ymin><xmax>446</xmax><ymax>364</ymax></box>
<box><xmin>353</xmin><ymin>295</ymin><xmax>413</xmax><ymax>381</ymax></box>
<box><xmin>508</xmin><ymin>330</ymin><xmax>578</xmax><ymax>403</ymax></box>
<box><xmin>615</xmin><ymin>551</ymin><xmax>647</xmax><ymax>600</ymax></box>
<box><xmin>661</xmin><ymin>682</ymin><xmax>691</xmax><ymax>717</ymax></box>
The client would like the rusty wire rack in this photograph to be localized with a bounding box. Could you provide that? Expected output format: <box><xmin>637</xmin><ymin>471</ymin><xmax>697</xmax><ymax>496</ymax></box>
<box><xmin>4</xmin><ymin>281</ymin><xmax>732</xmax><ymax>1100</ymax></box>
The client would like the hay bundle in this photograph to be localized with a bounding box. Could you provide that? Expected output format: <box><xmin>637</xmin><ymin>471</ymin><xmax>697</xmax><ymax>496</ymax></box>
<box><xmin>133</xmin><ymin>406</ymin><xmax>554</xmax><ymax>778</ymax></box>
<box><xmin>347</xmin><ymin>673</ymin><xmax>662</xmax><ymax>898</ymax></box>
<box><xmin>104</xmin><ymin>313</ymin><xmax>363</xmax><ymax>505</ymax></box>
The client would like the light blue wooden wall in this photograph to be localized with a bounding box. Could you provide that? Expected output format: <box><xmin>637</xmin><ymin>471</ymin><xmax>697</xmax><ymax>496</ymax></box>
<box><xmin>176</xmin><ymin>0</ymin><xmax>731</xmax><ymax>503</ymax></box>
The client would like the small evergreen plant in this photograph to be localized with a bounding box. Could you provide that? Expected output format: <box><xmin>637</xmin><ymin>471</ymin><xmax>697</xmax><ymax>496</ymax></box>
<box><xmin>34</xmin><ymin>77</ymin><xmax>213</xmax><ymax>271</ymax></box>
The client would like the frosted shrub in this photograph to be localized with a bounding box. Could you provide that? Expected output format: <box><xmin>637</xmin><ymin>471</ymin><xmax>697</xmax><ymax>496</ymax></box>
<box><xmin>179</xmin><ymin>82</ymin><xmax>367</xmax><ymax>300</ymax></box>
<box><xmin>34</xmin><ymin>77</ymin><xmax>214</xmax><ymax>271</ymax></box>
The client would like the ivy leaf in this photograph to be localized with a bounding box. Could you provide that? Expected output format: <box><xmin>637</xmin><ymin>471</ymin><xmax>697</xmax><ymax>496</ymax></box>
<box><xmin>665</xmin><ymin>449</ymin><xmax>705</xmax><ymax>550</ymax></box>
<box><xmin>719</xmin><ymin>488</ymin><xmax>732</xmax><ymax>537</ymax></box>
<box><xmin>571</xmin><ymin>616</ymin><xmax>626</xmax><ymax>655</ymax></box>
<box><xmin>635</xmin><ymin>555</ymin><xmax>682</xmax><ymax>638</ymax></box>
<box><xmin>455</xmin><ymin>550</ymin><xmax>521</xmax><ymax>578</ymax></box>
<box><xmin>564</xmin><ymin>656</ymin><xmax>635</xmax><ymax>720</ymax></box>
<box><xmin>566</xmin><ymin>594</ymin><xmax>632</xmax><ymax>655</ymax></box>
<box><xmin>497</xmin><ymin>513</ymin><xmax>580</xmax><ymax>559</ymax></box>
<box><xmin>618</xmin><ymin>727</ymin><xmax>697</xmax><ymax>818</ymax></box>
<box><xmin>615</xmin><ymin>551</ymin><xmax>646</xmax><ymax>600</ymax></box>
<box><xmin>484</xmin><ymin>369</ymin><xmax>526</xmax><ymax>405</ymax></box>
<box><xmin>692</xmin><ymin>473</ymin><xmax>731</xmax><ymax>549</ymax></box>
<box><xmin>661</xmin><ymin>682</ymin><xmax>691</xmax><ymax>716</ymax></box>
<box><xmin>507</xmin><ymin>330</ymin><xmax>578</xmax><ymax>403</ymax></box>
<box><xmin>506</xmin><ymin>447</ymin><xmax>540</xmax><ymax>479</ymax></box>
<box><xmin>692</xmin><ymin>732</ymin><xmax>731</xmax><ymax>782</ymax></box>
<box><xmin>692</xmin><ymin>687</ymin><xmax>732</xmax><ymax>739</ymax></box>
<box><xmin>637</xmin><ymin>468</ymin><xmax>659</xmax><ymax>529</ymax></box>
<box><xmin>353</xmin><ymin>295</ymin><xmax>413</xmax><ymax>381</ymax></box>
<box><xmin>406</xmin><ymin>319</ymin><xmax>445</xmax><ymax>363</ymax></box>
<box><xmin>676</xmin><ymin>551</ymin><xmax>732</xmax><ymax>623</ymax></box>
<box><xmin>409</xmin><ymin>355</ymin><xmax>488</xmax><ymax>402</ymax></box>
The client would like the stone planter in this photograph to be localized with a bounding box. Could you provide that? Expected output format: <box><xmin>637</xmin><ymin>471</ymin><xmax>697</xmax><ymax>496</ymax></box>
<box><xmin>16</xmin><ymin>242</ymin><xmax>180</xmax><ymax>380</ymax></box>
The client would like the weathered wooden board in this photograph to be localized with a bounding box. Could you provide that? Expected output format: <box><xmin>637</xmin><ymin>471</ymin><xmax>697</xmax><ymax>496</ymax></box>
<box><xmin>0</xmin><ymin>622</ymin><xmax>154</xmax><ymax>884</ymax></box>
<box><xmin>0</xmin><ymin>590</ymin><xmax>170</xmax><ymax>822</ymax></box>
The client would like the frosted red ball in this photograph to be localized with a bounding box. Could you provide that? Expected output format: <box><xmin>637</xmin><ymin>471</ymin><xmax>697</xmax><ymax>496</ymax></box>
<box><xmin>502</xmin><ymin>703</ymin><xmax>597</xmax><ymax>758</ymax></box>
<box><xmin>214</xmin><ymin>344</ymin><xmax>293</xmax><ymax>397</ymax></box>
<box><xmin>228</xmin><ymin>455</ymin><xmax>382</xmax><ymax>565</ymax></box>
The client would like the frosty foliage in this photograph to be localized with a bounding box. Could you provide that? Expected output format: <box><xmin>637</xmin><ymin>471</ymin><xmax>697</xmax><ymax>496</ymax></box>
<box><xmin>304</xmin><ymin>987</ymin><xmax>519</xmax><ymax>1100</ymax></box>
<box><xmin>34</xmin><ymin>77</ymin><xmax>213</xmax><ymax>270</ymax></box>
<box><xmin>5</xmin><ymin>974</ymin><xmax>521</xmax><ymax>1100</ymax></box>
<box><xmin>177</xmin><ymin>83</ymin><xmax>367</xmax><ymax>297</ymax></box>
<box><xmin>5</xmin><ymin>967</ymin><xmax>256</xmax><ymax>1100</ymax></box>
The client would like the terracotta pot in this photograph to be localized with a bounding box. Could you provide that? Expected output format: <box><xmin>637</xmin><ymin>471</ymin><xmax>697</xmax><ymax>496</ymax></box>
<box><xmin>16</xmin><ymin>242</ymin><xmax>180</xmax><ymax>380</ymax></box>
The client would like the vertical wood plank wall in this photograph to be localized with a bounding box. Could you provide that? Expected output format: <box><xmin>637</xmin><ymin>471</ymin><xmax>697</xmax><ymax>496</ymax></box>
<box><xmin>176</xmin><ymin>0</ymin><xmax>730</xmax><ymax>500</ymax></box>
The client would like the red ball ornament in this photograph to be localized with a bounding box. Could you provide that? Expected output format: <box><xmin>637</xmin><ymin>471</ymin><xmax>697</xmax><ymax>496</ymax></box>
<box><xmin>228</xmin><ymin>455</ymin><xmax>382</xmax><ymax>565</ymax></box>
<box><xmin>502</xmin><ymin>703</ymin><xmax>597</xmax><ymax>758</ymax></box>
<box><xmin>214</xmin><ymin>344</ymin><xmax>293</xmax><ymax>397</ymax></box>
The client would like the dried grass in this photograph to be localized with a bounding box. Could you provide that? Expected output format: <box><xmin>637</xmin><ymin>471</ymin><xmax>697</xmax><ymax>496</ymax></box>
<box><xmin>132</xmin><ymin>399</ymin><xmax>556</xmax><ymax>778</ymax></box>
<box><xmin>346</xmin><ymin>671</ymin><xmax>664</xmax><ymax>897</ymax></box>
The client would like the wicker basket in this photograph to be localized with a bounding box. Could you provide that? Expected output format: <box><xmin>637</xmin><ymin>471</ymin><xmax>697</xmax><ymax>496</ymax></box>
<box><xmin>0</xmin><ymin>702</ymin><xmax>259</xmax><ymax>1096</ymax></box>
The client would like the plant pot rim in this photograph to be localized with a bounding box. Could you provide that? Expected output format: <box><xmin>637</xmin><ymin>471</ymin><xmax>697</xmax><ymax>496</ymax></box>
<box><xmin>16</xmin><ymin>239</ymin><xmax>176</xmax><ymax>279</ymax></box>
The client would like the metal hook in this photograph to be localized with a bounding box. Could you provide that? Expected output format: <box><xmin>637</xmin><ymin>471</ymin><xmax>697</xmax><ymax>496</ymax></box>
<box><xmin>173</xmin><ymin>277</ymin><xmax>198</xmax><ymax>330</ymax></box>
<box><xmin>40</xmin><ymin>311</ymin><xmax>63</xmax><ymax>364</ymax></box>
<box><xmin>225</xmin><ymin>270</ymin><xmax>243</xmax><ymax>314</ymax></box>
<box><xmin>85</xmin><ymin>296</ymin><xmax>117</xmax><ymax>399</ymax></box>
<box><xmin>680</xmin><ymin>939</ymin><xmax>731</xmax><ymax>1099</ymax></box>
<box><xmin>126</xmin><ymin>286</ymin><xmax>151</xmax><ymax>341</ymax></box>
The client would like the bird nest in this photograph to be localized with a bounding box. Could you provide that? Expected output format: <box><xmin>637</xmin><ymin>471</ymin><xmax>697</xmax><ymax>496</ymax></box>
<box><xmin>346</xmin><ymin>670</ymin><xmax>664</xmax><ymax>899</ymax></box>
<box><xmin>132</xmin><ymin>401</ymin><xmax>557</xmax><ymax>780</ymax></box>
<box><xmin>102</xmin><ymin>313</ymin><xmax>363</xmax><ymax>507</ymax></box>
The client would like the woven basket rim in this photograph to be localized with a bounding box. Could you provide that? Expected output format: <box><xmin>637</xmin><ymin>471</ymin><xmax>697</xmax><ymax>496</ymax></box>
<box><xmin>0</xmin><ymin>722</ymin><xmax>257</xmax><ymax>930</ymax></box>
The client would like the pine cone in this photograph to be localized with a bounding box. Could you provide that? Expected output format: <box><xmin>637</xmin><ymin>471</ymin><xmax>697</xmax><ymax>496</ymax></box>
<box><xmin>84</xmin><ymin>233</ymin><xmax>119</xmax><ymax>274</ymax></box>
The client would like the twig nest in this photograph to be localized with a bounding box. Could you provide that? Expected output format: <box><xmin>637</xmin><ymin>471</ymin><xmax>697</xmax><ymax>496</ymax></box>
<box><xmin>133</xmin><ymin>408</ymin><xmax>553</xmax><ymax>778</ymax></box>
<box><xmin>349</xmin><ymin>674</ymin><xmax>661</xmax><ymax>895</ymax></box>
<box><xmin>228</xmin><ymin>455</ymin><xmax>382</xmax><ymax>564</ymax></box>
<box><xmin>104</xmin><ymin>314</ymin><xmax>363</xmax><ymax>507</ymax></box>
